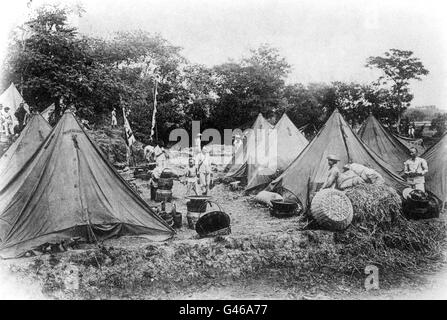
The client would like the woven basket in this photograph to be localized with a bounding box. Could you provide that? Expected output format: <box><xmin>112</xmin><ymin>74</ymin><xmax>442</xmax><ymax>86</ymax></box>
<box><xmin>310</xmin><ymin>189</ymin><xmax>353</xmax><ymax>231</ymax></box>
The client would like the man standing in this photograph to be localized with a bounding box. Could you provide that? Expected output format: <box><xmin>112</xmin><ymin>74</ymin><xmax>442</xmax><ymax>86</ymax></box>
<box><xmin>144</xmin><ymin>145</ymin><xmax>155</xmax><ymax>163</ymax></box>
<box><xmin>184</xmin><ymin>157</ymin><xmax>199</xmax><ymax>196</ymax></box>
<box><xmin>404</xmin><ymin>147</ymin><xmax>428</xmax><ymax>192</ymax></box>
<box><xmin>233</xmin><ymin>133</ymin><xmax>242</xmax><ymax>152</ymax></box>
<box><xmin>0</xmin><ymin>104</ymin><xmax>6</xmax><ymax>135</ymax></box>
<box><xmin>321</xmin><ymin>154</ymin><xmax>341</xmax><ymax>190</ymax></box>
<box><xmin>196</xmin><ymin>146</ymin><xmax>211</xmax><ymax>195</ymax></box>
<box><xmin>2</xmin><ymin>107</ymin><xmax>14</xmax><ymax>136</ymax></box>
<box><xmin>111</xmin><ymin>108</ymin><xmax>117</xmax><ymax>128</ymax></box>
<box><xmin>194</xmin><ymin>133</ymin><xmax>202</xmax><ymax>154</ymax></box>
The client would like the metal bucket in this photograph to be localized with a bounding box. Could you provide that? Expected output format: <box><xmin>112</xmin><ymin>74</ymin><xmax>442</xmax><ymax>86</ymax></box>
<box><xmin>155</xmin><ymin>189</ymin><xmax>172</xmax><ymax>202</ymax></box>
<box><xmin>187</xmin><ymin>210</ymin><xmax>201</xmax><ymax>229</ymax></box>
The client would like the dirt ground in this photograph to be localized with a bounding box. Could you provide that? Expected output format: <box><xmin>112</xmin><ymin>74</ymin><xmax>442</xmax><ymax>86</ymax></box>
<box><xmin>0</xmin><ymin>156</ymin><xmax>446</xmax><ymax>300</ymax></box>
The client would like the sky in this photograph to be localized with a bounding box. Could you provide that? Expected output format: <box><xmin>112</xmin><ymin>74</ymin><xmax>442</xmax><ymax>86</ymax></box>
<box><xmin>1</xmin><ymin>0</ymin><xmax>446</xmax><ymax>109</ymax></box>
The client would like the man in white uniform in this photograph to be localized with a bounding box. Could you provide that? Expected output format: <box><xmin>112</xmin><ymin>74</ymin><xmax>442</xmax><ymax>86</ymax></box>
<box><xmin>196</xmin><ymin>146</ymin><xmax>211</xmax><ymax>195</ymax></box>
<box><xmin>404</xmin><ymin>147</ymin><xmax>428</xmax><ymax>192</ymax></box>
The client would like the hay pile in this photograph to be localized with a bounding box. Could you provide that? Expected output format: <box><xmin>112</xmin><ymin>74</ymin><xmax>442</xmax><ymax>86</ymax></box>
<box><xmin>344</xmin><ymin>183</ymin><xmax>401</xmax><ymax>225</ymax></box>
<box><xmin>335</xmin><ymin>183</ymin><xmax>446</xmax><ymax>276</ymax></box>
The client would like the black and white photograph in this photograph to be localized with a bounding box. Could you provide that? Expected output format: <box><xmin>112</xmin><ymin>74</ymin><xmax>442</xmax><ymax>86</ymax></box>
<box><xmin>0</xmin><ymin>0</ymin><xmax>446</xmax><ymax>304</ymax></box>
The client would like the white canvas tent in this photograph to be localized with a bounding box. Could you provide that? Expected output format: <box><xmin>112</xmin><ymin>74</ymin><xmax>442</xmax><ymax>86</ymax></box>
<box><xmin>0</xmin><ymin>83</ymin><xmax>29</xmax><ymax>124</ymax></box>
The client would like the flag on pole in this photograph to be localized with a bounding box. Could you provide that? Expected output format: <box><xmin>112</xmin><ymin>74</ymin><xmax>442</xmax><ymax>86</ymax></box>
<box><xmin>122</xmin><ymin>107</ymin><xmax>135</xmax><ymax>147</ymax></box>
<box><xmin>150</xmin><ymin>75</ymin><xmax>159</xmax><ymax>141</ymax></box>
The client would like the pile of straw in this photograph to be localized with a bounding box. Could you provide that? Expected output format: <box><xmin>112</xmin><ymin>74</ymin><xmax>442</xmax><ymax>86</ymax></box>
<box><xmin>344</xmin><ymin>183</ymin><xmax>401</xmax><ymax>226</ymax></box>
<box><xmin>335</xmin><ymin>183</ymin><xmax>446</xmax><ymax>275</ymax></box>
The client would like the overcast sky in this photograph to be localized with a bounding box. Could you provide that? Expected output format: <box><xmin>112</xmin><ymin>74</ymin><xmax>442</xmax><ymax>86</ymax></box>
<box><xmin>1</xmin><ymin>0</ymin><xmax>447</xmax><ymax>109</ymax></box>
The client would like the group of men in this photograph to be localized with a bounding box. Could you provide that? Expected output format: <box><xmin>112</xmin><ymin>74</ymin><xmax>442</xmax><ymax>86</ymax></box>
<box><xmin>321</xmin><ymin>146</ymin><xmax>428</xmax><ymax>192</ymax></box>
<box><xmin>147</xmin><ymin>135</ymin><xmax>213</xmax><ymax>197</ymax></box>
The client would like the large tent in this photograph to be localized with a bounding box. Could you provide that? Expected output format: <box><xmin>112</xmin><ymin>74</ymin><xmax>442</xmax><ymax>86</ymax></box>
<box><xmin>358</xmin><ymin>113</ymin><xmax>410</xmax><ymax>172</ymax></box>
<box><xmin>0</xmin><ymin>111</ymin><xmax>174</xmax><ymax>258</ymax></box>
<box><xmin>267</xmin><ymin>109</ymin><xmax>408</xmax><ymax>209</ymax></box>
<box><xmin>422</xmin><ymin>133</ymin><xmax>447</xmax><ymax>203</ymax></box>
<box><xmin>0</xmin><ymin>83</ymin><xmax>29</xmax><ymax>123</ymax></box>
<box><xmin>274</xmin><ymin>113</ymin><xmax>308</xmax><ymax>170</ymax></box>
<box><xmin>0</xmin><ymin>113</ymin><xmax>52</xmax><ymax>189</ymax></box>
<box><xmin>244</xmin><ymin>113</ymin><xmax>308</xmax><ymax>190</ymax></box>
<box><xmin>224</xmin><ymin>113</ymin><xmax>273</xmax><ymax>179</ymax></box>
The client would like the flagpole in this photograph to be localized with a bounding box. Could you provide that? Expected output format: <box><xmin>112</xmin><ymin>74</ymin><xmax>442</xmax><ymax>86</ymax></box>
<box><xmin>150</xmin><ymin>74</ymin><xmax>158</xmax><ymax>143</ymax></box>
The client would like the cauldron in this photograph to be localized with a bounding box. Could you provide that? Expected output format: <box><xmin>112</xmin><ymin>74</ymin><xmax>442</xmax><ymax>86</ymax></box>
<box><xmin>269</xmin><ymin>186</ymin><xmax>303</xmax><ymax>218</ymax></box>
<box><xmin>271</xmin><ymin>199</ymin><xmax>298</xmax><ymax>212</ymax></box>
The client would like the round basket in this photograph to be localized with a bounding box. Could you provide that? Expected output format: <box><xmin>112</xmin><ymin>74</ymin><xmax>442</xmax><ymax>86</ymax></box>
<box><xmin>310</xmin><ymin>189</ymin><xmax>353</xmax><ymax>231</ymax></box>
<box><xmin>195</xmin><ymin>202</ymin><xmax>231</xmax><ymax>238</ymax></box>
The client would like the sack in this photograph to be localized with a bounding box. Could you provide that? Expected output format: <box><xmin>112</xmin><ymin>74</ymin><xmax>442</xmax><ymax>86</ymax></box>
<box><xmin>338</xmin><ymin>171</ymin><xmax>365</xmax><ymax>190</ymax></box>
<box><xmin>254</xmin><ymin>191</ymin><xmax>283</xmax><ymax>207</ymax></box>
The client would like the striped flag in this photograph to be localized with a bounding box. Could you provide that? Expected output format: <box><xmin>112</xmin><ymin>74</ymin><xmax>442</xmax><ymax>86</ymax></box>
<box><xmin>122</xmin><ymin>107</ymin><xmax>135</xmax><ymax>147</ymax></box>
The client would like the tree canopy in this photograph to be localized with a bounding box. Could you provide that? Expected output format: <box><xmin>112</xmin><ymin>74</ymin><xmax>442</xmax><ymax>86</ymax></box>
<box><xmin>1</xmin><ymin>5</ymin><xmax>433</xmax><ymax>144</ymax></box>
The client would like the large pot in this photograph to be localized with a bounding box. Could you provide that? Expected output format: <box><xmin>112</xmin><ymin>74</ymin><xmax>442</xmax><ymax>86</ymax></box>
<box><xmin>271</xmin><ymin>200</ymin><xmax>298</xmax><ymax>212</ymax></box>
<box><xmin>160</xmin><ymin>168</ymin><xmax>176</xmax><ymax>179</ymax></box>
<box><xmin>158</xmin><ymin>177</ymin><xmax>174</xmax><ymax>190</ymax></box>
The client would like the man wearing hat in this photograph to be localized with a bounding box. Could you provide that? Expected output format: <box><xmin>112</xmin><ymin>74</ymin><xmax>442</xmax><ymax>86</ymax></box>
<box><xmin>404</xmin><ymin>147</ymin><xmax>428</xmax><ymax>192</ymax></box>
<box><xmin>321</xmin><ymin>154</ymin><xmax>341</xmax><ymax>189</ymax></box>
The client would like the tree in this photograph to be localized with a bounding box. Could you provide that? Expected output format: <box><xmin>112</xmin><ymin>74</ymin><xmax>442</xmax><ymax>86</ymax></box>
<box><xmin>366</xmin><ymin>49</ymin><xmax>429</xmax><ymax>132</ymax></box>
<box><xmin>404</xmin><ymin>109</ymin><xmax>427</xmax><ymax>122</ymax></box>
<box><xmin>211</xmin><ymin>44</ymin><xmax>291</xmax><ymax>131</ymax></box>
<box><xmin>431</xmin><ymin>113</ymin><xmax>447</xmax><ymax>137</ymax></box>
<box><xmin>2</xmin><ymin>5</ymin><xmax>123</xmax><ymax>124</ymax></box>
